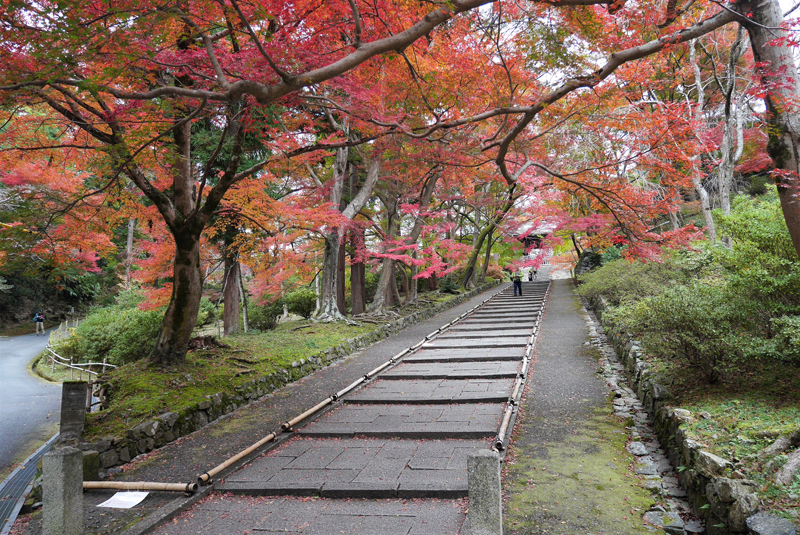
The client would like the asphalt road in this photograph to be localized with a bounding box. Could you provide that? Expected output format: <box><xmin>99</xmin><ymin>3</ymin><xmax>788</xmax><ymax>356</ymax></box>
<box><xmin>0</xmin><ymin>332</ymin><xmax>60</xmax><ymax>481</ymax></box>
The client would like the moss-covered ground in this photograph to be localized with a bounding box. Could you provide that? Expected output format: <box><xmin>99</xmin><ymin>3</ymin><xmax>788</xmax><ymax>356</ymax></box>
<box><xmin>71</xmin><ymin>319</ymin><xmax>374</xmax><ymax>440</ymax></box>
<box><xmin>675</xmin><ymin>377</ymin><xmax>800</xmax><ymax>522</ymax></box>
<box><xmin>504</xmin><ymin>406</ymin><xmax>656</xmax><ymax>534</ymax></box>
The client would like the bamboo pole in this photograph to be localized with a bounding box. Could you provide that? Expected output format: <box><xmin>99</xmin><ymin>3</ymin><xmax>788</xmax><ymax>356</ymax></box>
<box><xmin>519</xmin><ymin>358</ymin><xmax>530</xmax><ymax>378</ymax></box>
<box><xmin>335</xmin><ymin>377</ymin><xmax>366</xmax><ymax>399</ymax></box>
<box><xmin>83</xmin><ymin>481</ymin><xmax>197</xmax><ymax>493</ymax></box>
<box><xmin>510</xmin><ymin>376</ymin><xmax>523</xmax><ymax>401</ymax></box>
<box><xmin>281</xmin><ymin>397</ymin><xmax>333</xmax><ymax>430</ymax></box>
<box><xmin>494</xmin><ymin>405</ymin><xmax>515</xmax><ymax>451</ymax></box>
<box><xmin>198</xmin><ymin>432</ymin><xmax>277</xmax><ymax>484</ymax></box>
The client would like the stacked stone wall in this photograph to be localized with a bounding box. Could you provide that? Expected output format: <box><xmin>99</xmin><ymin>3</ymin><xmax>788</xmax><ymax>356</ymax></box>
<box><xmin>589</xmin><ymin>296</ymin><xmax>764</xmax><ymax>535</ymax></box>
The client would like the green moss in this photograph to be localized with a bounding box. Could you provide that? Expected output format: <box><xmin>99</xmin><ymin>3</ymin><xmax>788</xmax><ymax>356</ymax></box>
<box><xmin>504</xmin><ymin>409</ymin><xmax>655</xmax><ymax>534</ymax></box>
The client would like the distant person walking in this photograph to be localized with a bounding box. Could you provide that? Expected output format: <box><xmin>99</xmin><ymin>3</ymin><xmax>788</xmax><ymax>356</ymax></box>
<box><xmin>513</xmin><ymin>270</ymin><xmax>523</xmax><ymax>296</ymax></box>
<box><xmin>34</xmin><ymin>311</ymin><xmax>45</xmax><ymax>336</ymax></box>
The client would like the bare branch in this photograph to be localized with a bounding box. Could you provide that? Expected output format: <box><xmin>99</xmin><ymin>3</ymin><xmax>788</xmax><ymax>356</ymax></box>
<box><xmin>349</xmin><ymin>0</ymin><xmax>363</xmax><ymax>48</ymax></box>
<box><xmin>228</xmin><ymin>0</ymin><xmax>293</xmax><ymax>84</ymax></box>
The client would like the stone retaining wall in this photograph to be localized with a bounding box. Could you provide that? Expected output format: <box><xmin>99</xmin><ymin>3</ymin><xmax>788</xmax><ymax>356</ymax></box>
<box><xmin>588</xmin><ymin>296</ymin><xmax>763</xmax><ymax>535</ymax></box>
<box><xmin>77</xmin><ymin>281</ymin><xmax>500</xmax><ymax>475</ymax></box>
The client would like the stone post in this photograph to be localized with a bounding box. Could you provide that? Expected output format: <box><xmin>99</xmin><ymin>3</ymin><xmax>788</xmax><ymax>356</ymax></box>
<box><xmin>60</xmin><ymin>381</ymin><xmax>88</xmax><ymax>440</ymax></box>
<box><xmin>467</xmin><ymin>449</ymin><xmax>503</xmax><ymax>535</ymax></box>
<box><xmin>42</xmin><ymin>446</ymin><xmax>83</xmax><ymax>535</ymax></box>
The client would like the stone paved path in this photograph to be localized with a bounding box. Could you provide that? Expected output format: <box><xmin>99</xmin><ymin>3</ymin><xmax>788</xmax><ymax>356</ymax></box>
<box><xmin>147</xmin><ymin>281</ymin><xmax>549</xmax><ymax>535</ymax></box>
<box><xmin>215</xmin><ymin>282</ymin><xmax>549</xmax><ymax>501</ymax></box>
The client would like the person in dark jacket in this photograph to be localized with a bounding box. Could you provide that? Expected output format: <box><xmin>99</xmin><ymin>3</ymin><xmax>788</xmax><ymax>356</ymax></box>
<box><xmin>34</xmin><ymin>311</ymin><xmax>45</xmax><ymax>335</ymax></box>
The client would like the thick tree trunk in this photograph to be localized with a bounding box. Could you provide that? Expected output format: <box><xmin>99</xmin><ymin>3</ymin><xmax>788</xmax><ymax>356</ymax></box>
<box><xmin>368</xmin><ymin>192</ymin><xmax>399</xmax><ymax>313</ymax></box>
<box><xmin>479</xmin><ymin>228</ymin><xmax>496</xmax><ymax>281</ymax></box>
<box><xmin>350</xmin><ymin>228</ymin><xmax>366</xmax><ymax>314</ymax></box>
<box><xmin>318</xmin><ymin>231</ymin><xmax>345</xmax><ymax>320</ymax></box>
<box><xmin>692</xmin><ymin>175</ymin><xmax>718</xmax><ymax>243</ymax></box>
<box><xmin>370</xmin><ymin>258</ymin><xmax>396</xmax><ymax>311</ymax></box>
<box><xmin>317</xmin><ymin>156</ymin><xmax>381</xmax><ymax>320</ymax></box>
<box><xmin>223</xmin><ymin>256</ymin><xmax>241</xmax><ymax>335</ymax></box>
<box><xmin>400</xmin><ymin>264</ymin><xmax>409</xmax><ymax>303</ymax></box>
<box><xmin>337</xmin><ymin>241</ymin><xmax>346</xmax><ymax>314</ymax></box>
<box><xmin>351</xmin><ymin>259</ymin><xmax>366</xmax><ymax>315</ymax></box>
<box><xmin>744</xmin><ymin>0</ymin><xmax>800</xmax><ymax>258</ymax></box>
<box><xmin>239</xmin><ymin>269</ymin><xmax>248</xmax><ymax>333</ymax></box>
<box><xmin>408</xmin><ymin>251</ymin><xmax>418</xmax><ymax>304</ymax></box>
<box><xmin>150</xmin><ymin>229</ymin><xmax>203</xmax><ymax>367</ymax></box>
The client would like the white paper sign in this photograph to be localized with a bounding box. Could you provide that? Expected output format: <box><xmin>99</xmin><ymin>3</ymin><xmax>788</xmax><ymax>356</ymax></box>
<box><xmin>96</xmin><ymin>491</ymin><xmax>149</xmax><ymax>509</ymax></box>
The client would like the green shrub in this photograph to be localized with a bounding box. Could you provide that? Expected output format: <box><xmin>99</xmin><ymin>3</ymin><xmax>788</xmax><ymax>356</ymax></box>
<box><xmin>285</xmin><ymin>288</ymin><xmax>317</xmax><ymax>319</ymax></box>
<box><xmin>576</xmin><ymin>256</ymin><xmax>687</xmax><ymax>306</ymax></box>
<box><xmin>115</xmin><ymin>288</ymin><xmax>146</xmax><ymax>309</ymax></box>
<box><xmin>770</xmin><ymin>315</ymin><xmax>800</xmax><ymax>364</ymax></box>
<box><xmin>600</xmin><ymin>246</ymin><xmax>623</xmax><ymax>264</ymax></box>
<box><xmin>54</xmin><ymin>306</ymin><xmax>162</xmax><ymax>366</ymax></box>
<box><xmin>196</xmin><ymin>296</ymin><xmax>216</xmax><ymax>326</ymax></box>
<box><xmin>438</xmin><ymin>275</ymin><xmax>460</xmax><ymax>294</ymax></box>
<box><xmin>611</xmin><ymin>282</ymin><xmax>749</xmax><ymax>383</ymax></box>
<box><xmin>249</xmin><ymin>299</ymin><xmax>284</xmax><ymax>331</ymax></box>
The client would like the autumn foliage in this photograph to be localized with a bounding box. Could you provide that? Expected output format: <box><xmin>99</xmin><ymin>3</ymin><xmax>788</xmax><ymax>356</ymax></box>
<box><xmin>0</xmin><ymin>0</ymin><xmax>796</xmax><ymax>365</ymax></box>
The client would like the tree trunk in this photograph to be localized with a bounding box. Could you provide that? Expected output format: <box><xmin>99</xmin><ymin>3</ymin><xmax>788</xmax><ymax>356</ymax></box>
<box><xmin>239</xmin><ymin>269</ymin><xmax>248</xmax><ymax>333</ymax></box>
<box><xmin>150</xmin><ymin>228</ymin><xmax>203</xmax><ymax>367</ymax></box>
<box><xmin>317</xmin><ymin>231</ymin><xmax>345</xmax><ymax>320</ymax></box>
<box><xmin>408</xmin><ymin>251</ymin><xmax>419</xmax><ymax>304</ymax></box>
<box><xmin>125</xmin><ymin>218</ymin><xmax>136</xmax><ymax>288</ymax></box>
<box><xmin>461</xmin><ymin>184</ymin><xmax>517</xmax><ymax>287</ymax></box>
<box><xmin>479</xmin><ymin>228</ymin><xmax>496</xmax><ymax>281</ymax></box>
<box><xmin>351</xmin><ymin>259</ymin><xmax>366</xmax><ymax>315</ymax></box>
<box><xmin>689</xmin><ymin>40</ymin><xmax>718</xmax><ymax>242</ymax></box>
<box><xmin>337</xmin><ymin>241</ymin><xmax>346</xmax><ymax>314</ymax></box>
<box><xmin>317</xmin><ymin>156</ymin><xmax>381</xmax><ymax>320</ymax></box>
<box><xmin>400</xmin><ymin>264</ymin><xmax>409</xmax><ymax>304</ymax></box>
<box><xmin>717</xmin><ymin>26</ymin><xmax>747</xmax><ymax>218</ymax></box>
<box><xmin>744</xmin><ymin>0</ymin><xmax>800</xmax><ymax>258</ymax></box>
<box><xmin>223</xmin><ymin>256</ymin><xmax>241</xmax><ymax>335</ymax></box>
<box><xmin>692</xmin><ymin>175</ymin><xmax>718</xmax><ymax>243</ymax></box>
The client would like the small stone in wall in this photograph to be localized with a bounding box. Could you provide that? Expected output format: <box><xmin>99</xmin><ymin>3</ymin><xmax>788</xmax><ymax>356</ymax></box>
<box><xmin>695</xmin><ymin>450</ymin><xmax>732</xmax><ymax>478</ymax></box>
<box><xmin>643</xmin><ymin>510</ymin><xmax>685</xmax><ymax>535</ymax></box>
<box><xmin>627</xmin><ymin>441</ymin><xmax>649</xmax><ymax>456</ymax></box>
<box><xmin>746</xmin><ymin>512</ymin><xmax>798</xmax><ymax>535</ymax></box>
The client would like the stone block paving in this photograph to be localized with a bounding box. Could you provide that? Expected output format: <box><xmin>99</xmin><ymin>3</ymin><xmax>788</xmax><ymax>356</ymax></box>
<box><xmin>403</xmin><ymin>347</ymin><xmax>522</xmax><ymax>362</ymax></box>
<box><xmin>380</xmin><ymin>361</ymin><xmax>520</xmax><ymax>379</ymax></box>
<box><xmin>200</xmin><ymin>281</ymin><xmax>551</xmax><ymax>533</ymax></box>
<box><xmin>218</xmin><ymin>437</ymin><xmax>489</xmax><ymax>498</ymax></box>
<box><xmin>421</xmin><ymin>338</ymin><xmax>528</xmax><ymax>349</ymax></box>
<box><xmin>299</xmin><ymin>403</ymin><xmax>504</xmax><ymax>437</ymax></box>
<box><xmin>345</xmin><ymin>378</ymin><xmax>514</xmax><ymax>404</ymax></box>
<box><xmin>151</xmin><ymin>494</ymin><xmax>467</xmax><ymax>535</ymax></box>
<box><xmin>436</xmin><ymin>329</ymin><xmax>532</xmax><ymax>338</ymax></box>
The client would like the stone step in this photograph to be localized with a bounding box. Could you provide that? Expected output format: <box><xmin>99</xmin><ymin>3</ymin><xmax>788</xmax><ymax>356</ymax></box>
<box><xmin>217</xmin><ymin>437</ymin><xmax>490</xmax><ymax>498</ymax></box>
<box><xmin>422</xmin><ymin>339</ymin><xmax>528</xmax><ymax>349</ymax></box>
<box><xmin>298</xmin><ymin>403</ymin><xmax>503</xmax><ymax>438</ymax></box>
<box><xmin>382</xmin><ymin>361</ymin><xmax>520</xmax><ymax>379</ymax></box>
<box><xmin>446</xmin><ymin>324</ymin><xmax>532</xmax><ymax>332</ymax></box>
<box><xmin>458</xmin><ymin>317</ymin><xmax>536</xmax><ymax>325</ymax></box>
<box><xmin>437</xmin><ymin>329</ymin><xmax>532</xmax><ymax>338</ymax></box>
<box><xmin>404</xmin><ymin>348</ymin><xmax>523</xmax><ymax>363</ymax></box>
<box><xmin>345</xmin><ymin>378</ymin><xmax>513</xmax><ymax>404</ymax></box>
